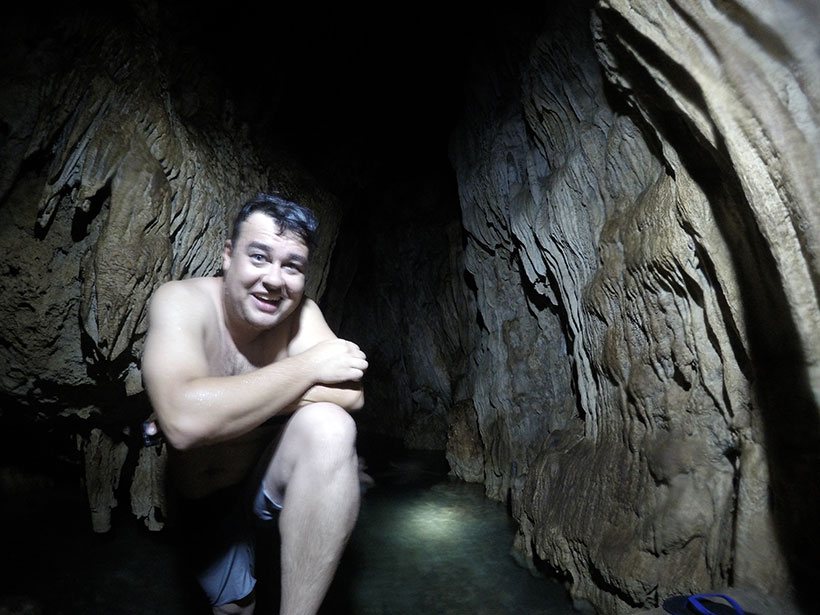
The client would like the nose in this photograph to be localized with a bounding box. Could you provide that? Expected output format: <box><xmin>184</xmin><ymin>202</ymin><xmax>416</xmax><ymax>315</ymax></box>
<box><xmin>263</xmin><ymin>263</ymin><xmax>284</xmax><ymax>290</ymax></box>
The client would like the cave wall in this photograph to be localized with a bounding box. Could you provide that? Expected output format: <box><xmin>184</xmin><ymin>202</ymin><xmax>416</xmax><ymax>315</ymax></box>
<box><xmin>0</xmin><ymin>0</ymin><xmax>817</xmax><ymax>612</ymax></box>
<box><xmin>0</xmin><ymin>4</ymin><xmax>342</xmax><ymax>531</ymax></box>
<box><xmin>440</xmin><ymin>0</ymin><xmax>819</xmax><ymax>612</ymax></box>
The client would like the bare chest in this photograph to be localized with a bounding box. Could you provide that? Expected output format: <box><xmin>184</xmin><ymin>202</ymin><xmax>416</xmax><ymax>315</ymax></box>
<box><xmin>206</xmin><ymin>329</ymin><xmax>289</xmax><ymax>377</ymax></box>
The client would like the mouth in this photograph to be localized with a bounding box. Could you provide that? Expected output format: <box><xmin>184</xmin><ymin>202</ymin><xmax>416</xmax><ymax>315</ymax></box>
<box><xmin>251</xmin><ymin>293</ymin><xmax>284</xmax><ymax>313</ymax></box>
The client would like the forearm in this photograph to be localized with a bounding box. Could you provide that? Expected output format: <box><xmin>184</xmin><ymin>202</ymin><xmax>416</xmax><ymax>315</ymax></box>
<box><xmin>154</xmin><ymin>355</ymin><xmax>314</xmax><ymax>449</ymax></box>
<box><xmin>299</xmin><ymin>382</ymin><xmax>365</xmax><ymax>411</ymax></box>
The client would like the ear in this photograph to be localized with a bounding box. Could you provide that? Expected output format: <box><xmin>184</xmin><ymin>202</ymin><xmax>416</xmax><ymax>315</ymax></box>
<box><xmin>222</xmin><ymin>240</ymin><xmax>233</xmax><ymax>271</ymax></box>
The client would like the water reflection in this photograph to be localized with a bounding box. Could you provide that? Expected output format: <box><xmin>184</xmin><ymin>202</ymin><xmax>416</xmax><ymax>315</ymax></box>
<box><xmin>324</xmin><ymin>445</ymin><xmax>576</xmax><ymax>615</ymax></box>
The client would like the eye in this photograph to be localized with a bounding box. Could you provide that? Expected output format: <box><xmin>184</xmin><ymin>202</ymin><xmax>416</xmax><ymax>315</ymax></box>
<box><xmin>250</xmin><ymin>253</ymin><xmax>267</xmax><ymax>263</ymax></box>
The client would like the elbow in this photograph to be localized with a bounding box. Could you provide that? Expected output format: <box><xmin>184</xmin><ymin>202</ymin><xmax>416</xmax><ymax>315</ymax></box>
<box><xmin>163</xmin><ymin>426</ymin><xmax>198</xmax><ymax>451</ymax></box>
<box><xmin>154</xmin><ymin>400</ymin><xmax>211</xmax><ymax>451</ymax></box>
<box><xmin>348</xmin><ymin>390</ymin><xmax>365</xmax><ymax>412</ymax></box>
<box><xmin>158</xmin><ymin>416</ymin><xmax>202</xmax><ymax>451</ymax></box>
<box><xmin>145</xmin><ymin>380</ymin><xmax>218</xmax><ymax>450</ymax></box>
<box><xmin>164</xmin><ymin>381</ymin><xmax>240</xmax><ymax>449</ymax></box>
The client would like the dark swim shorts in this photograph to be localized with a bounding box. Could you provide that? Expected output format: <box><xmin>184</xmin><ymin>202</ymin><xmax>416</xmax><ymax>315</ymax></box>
<box><xmin>179</xmin><ymin>478</ymin><xmax>283</xmax><ymax>607</ymax></box>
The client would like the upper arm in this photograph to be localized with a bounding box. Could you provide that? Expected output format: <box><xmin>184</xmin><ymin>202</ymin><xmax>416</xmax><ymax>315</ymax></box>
<box><xmin>287</xmin><ymin>298</ymin><xmax>337</xmax><ymax>356</ymax></box>
<box><xmin>286</xmin><ymin>298</ymin><xmax>365</xmax><ymax>410</ymax></box>
<box><xmin>141</xmin><ymin>281</ymin><xmax>210</xmax><ymax>422</ymax></box>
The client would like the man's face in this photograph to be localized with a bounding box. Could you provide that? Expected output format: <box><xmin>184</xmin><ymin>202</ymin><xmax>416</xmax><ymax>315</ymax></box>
<box><xmin>221</xmin><ymin>212</ymin><xmax>309</xmax><ymax>332</ymax></box>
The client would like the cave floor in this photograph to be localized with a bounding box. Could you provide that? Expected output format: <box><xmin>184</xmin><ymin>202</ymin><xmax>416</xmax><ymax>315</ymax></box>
<box><xmin>0</xmin><ymin>435</ymin><xmax>576</xmax><ymax>615</ymax></box>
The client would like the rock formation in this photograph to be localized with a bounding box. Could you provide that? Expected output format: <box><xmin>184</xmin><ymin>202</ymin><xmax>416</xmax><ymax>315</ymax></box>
<box><xmin>440</xmin><ymin>1</ymin><xmax>818</xmax><ymax>611</ymax></box>
<box><xmin>0</xmin><ymin>1</ymin><xmax>817</xmax><ymax>612</ymax></box>
<box><xmin>338</xmin><ymin>0</ymin><xmax>819</xmax><ymax>611</ymax></box>
<box><xmin>0</xmin><ymin>2</ymin><xmax>341</xmax><ymax>533</ymax></box>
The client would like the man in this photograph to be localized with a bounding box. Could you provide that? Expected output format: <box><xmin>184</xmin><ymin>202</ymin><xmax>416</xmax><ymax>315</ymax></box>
<box><xmin>141</xmin><ymin>193</ymin><xmax>368</xmax><ymax>615</ymax></box>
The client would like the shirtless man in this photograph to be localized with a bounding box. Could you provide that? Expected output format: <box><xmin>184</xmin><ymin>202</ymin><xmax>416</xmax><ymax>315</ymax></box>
<box><xmin>141</xmin><ymin>193</ymin><xmax>368</xmax><ymax>615</ymax></box>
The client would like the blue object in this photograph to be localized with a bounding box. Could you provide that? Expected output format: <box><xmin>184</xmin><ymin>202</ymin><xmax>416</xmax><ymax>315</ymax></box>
<box><xmin>662</xmin><ymin>592</ymin><xmax>749</xmax><ymax>615</ymax></box>
<box><xmin>687</xmin><ymin>593</ymin><xmax>745</xmax><ymax>615</ymax></box>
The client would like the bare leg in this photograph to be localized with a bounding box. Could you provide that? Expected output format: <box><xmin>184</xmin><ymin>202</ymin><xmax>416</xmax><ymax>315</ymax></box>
<box><xmin>264</xmin><ymin>403</ymin><xmax>360</xmax><ymax>615</ymax></box>
<box><xmin>212</xmin><ymin>592</ymin><xmax>255</xmax><ymax>615</ymax></box>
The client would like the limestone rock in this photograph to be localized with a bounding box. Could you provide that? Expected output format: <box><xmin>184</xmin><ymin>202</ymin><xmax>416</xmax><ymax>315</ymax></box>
<box><xmin>446</xmin><ymin>399</ymin><xmax>485</xmax><ymax>483</ymax></box>
<box><xmin>1</xmin><ymin>1</ymin><xmax>817</xmax><ymax>612</ymax></box>
<box><xmin>448</xmin><ymin>0</ymin><xmax>818</xmax><ymax>611</ymax></box>
<box><xmin>78</xmin><ymin>429</ymin><xmax>128</xmax><ymax>533</ymax></box>
<box><xmin>129</xmin><ymin>443</ymin><xmax>167</xmax><ymax>532</ymax></box>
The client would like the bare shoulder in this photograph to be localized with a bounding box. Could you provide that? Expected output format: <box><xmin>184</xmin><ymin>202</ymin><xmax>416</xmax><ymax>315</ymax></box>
<box><xmin>148</xmin><ymin>277</ymin><xmax>220</xmax><ymax>328</ymax></box>
<box><xmin>297</xmin><ymin>297</ymin><xmax>323</xmax><ymax>319</ymax></box>
<box><xmin>287</xmin><ymin>297</ymin><xmax>336</xmax><ymax>355</ymax></box>
<box><xmin>143</xmin><ymin>278</ymin><xmax>218</xmax><ymax>376</ymax></box>
<box><xmin>151</xmin><ymin>278</ymin><xmax>219</xmax><ymax>309</ymax></box>
<box><xmin>151</xmin><ymin>277</ymin><xmax>215</xmax><ymax>304</ymax></box>
<box><xmin>294</xmin><ymin>297</ymin><xmax>331</xmax><ymax>331</ymax></box>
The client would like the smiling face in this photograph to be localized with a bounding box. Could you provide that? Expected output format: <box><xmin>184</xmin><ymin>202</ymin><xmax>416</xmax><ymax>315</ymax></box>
<box><xmin>221</xmin><ymin>211</ymin><xmax>309</xmax><ymax>335</ymax></box>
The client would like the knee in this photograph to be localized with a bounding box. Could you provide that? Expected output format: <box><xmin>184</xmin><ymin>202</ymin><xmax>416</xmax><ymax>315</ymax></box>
<box><xmin>292</xmin><ymin>403</ymin><xmax>357</xmax><ymax>457</ymax></box>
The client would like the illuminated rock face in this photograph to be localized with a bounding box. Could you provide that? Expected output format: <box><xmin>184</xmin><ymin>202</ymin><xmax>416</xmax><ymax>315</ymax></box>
<box><xmin>1</xmin><ymin>1</ymin><xmax>818</xmax><ymax>612</ymax></box>
<box><xmin>442</xmin><ymin>1</ymin><xmax>819</xmax><ymax>612</ymax></box>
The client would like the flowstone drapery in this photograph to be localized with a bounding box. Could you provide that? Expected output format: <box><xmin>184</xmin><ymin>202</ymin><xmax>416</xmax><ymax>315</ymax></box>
<box><xmin>442</xmin><ymin>1</ymin><xmax>818</xmax><ymax>611</ymax></box>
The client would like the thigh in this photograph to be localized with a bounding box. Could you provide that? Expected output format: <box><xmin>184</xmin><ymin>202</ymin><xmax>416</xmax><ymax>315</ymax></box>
<box><xmin>259</xmin><ymin>403</ymin><xmax>356</xmax><ymax>503</ymax></box>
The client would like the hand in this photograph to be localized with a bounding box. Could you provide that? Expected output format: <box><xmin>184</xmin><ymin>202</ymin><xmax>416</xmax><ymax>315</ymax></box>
<box><xmin>300</xmin><ymin>338</ymin><xmax>368</xmax><ymax>384</ymax></box>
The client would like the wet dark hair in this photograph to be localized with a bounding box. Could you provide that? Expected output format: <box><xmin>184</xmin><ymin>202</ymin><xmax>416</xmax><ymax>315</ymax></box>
<box><xmin>230</xmin><ymin>193</ymin><xmax>318</xmax><ymax>249</ymax></box>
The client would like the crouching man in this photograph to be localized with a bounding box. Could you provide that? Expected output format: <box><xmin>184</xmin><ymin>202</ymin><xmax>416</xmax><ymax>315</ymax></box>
<box><xmin>141</xmin><ymin>193</ymin><xmax>368</xmax><ymax>614</ymax></box>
